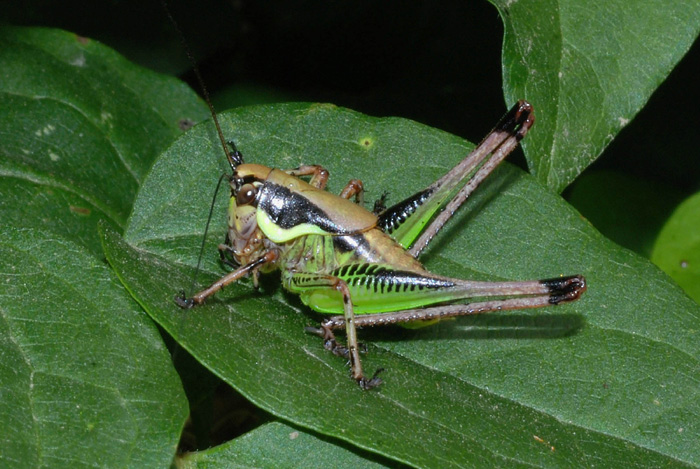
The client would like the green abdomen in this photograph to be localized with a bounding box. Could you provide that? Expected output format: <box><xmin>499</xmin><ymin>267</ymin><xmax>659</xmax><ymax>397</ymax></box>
<box><xmin>281</xmin><ymin>230</ymin><xmax>460</xmax><ymax>314</ymax></box>
<box><xmin>303</xmin><ymin>263</ymin><xmax>459</xmax><ymax>314</ymax></box>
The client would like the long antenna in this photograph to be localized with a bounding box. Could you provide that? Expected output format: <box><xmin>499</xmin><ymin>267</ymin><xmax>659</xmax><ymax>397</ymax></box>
<box><xmin>188</xmin><ymin>173</ymin><xmax>228</xmax><ymax>295</ymax></box>
<box><xmin>160</xmin><ymin>0</ymin><xmax>240</xmax><ymax>171</ymax></box>
<box><xmin>161</xmin><ymin>0</ymin><xmax>240</xmax><ymax>303</ymax></box>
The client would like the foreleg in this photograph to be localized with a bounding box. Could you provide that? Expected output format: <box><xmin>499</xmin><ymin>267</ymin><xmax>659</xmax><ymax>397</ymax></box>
<box><xmin>175</xmin><ymin>250</ymin><xmax>278</xmax><ymax>308</ymax></box>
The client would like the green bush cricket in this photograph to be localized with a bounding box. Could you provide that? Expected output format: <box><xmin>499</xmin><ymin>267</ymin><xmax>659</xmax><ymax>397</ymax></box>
<box><xmin>175</xmin><ymin>100</ymin><xmax>587</xmax><ymax>390</ymax></box>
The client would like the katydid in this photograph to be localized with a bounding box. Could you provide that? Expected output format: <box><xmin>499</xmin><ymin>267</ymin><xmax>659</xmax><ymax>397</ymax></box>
<box><xmin>176</xmin><ymin>101</ymin><xmax>586</xmax><ymax>389</ymax></box>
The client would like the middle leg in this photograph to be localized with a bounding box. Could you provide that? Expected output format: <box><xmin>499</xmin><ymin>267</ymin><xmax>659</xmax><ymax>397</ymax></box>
<box><xmin>288</xmin><ymin>272</ymin><xmax>383</xmax><ymax>389</ymax></box>
<box><xmin>339</xmin><ymin>179</ymin><xmax>365</xmax><ymax>205</ymax></box>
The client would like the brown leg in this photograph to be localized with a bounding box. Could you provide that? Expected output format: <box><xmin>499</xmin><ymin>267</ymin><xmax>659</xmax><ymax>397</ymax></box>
<box><xmin>317</xmin><ymin>275</ymin><xmax>585</xmax><ymax>330</ymax></box>
<box><xmin>408</xmin><ymin>101</ymin><xmax>534</xmax><ymax>257</ymax></box>
<box><xmin>292</xmin><ymin>272</ymin><xmax>382</xmax><ymax>389</ymax></box>
<box><xmin>175</xmin><ymin>250</ymin><xmax>278</xmax><ymax>308</ymax></box>
<box><xmin>339</xmin><ymin>179</ymin><xmax>365</xmax><ymax>205</ymax></box>
<box><xmin>285</xmin><ymin>165</ymin><xmax>329</xmax><ymax>189</ymax></box>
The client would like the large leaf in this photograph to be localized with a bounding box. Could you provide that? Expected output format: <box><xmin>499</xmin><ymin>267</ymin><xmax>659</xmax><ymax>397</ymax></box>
<box><xmin>0</xmin><ymin>26</ymin><xmax>208</xmax><ymax>467</ymax></box>
<box><xmin>0</xmin><ymin>25</ymin><xmax>208</xmax><ymax>237</ymax></box>
<box><xmin>651</xmin><ymin>191</ymin><xmax>700</xmax><ymax>304</ymax></box>
<box><xmin>107</xmin><ymin>103</ymin><xmax>700</xmax><ymax>467</ymax></box>
<box><xmin>566</xmin><ymin>170</ymin><xmax>683</xmax><ymax>258</ymax></box>
<box><xmin>4</xmin><ymin>11</ymin><xmax>700</xmax><ymax>467</ymax></box>
<box><xmin>0</xmin><ymin>226</ymin><xmax>188</xmax><ymax>467</ymax></box>
<box><xmin>493</xmin><ymin>0</ymin><xmax>700</xmax><ymax>191</ymax></box>
<box><xmin>177</xmin><ymin>421</ymin><xmax>391</xmax><ymax>468</ymax></box>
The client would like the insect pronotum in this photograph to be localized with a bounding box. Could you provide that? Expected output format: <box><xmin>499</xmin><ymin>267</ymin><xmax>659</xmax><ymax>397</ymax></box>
<box><xmin>174</xmin><ymin>97</ymin><xmax>587</xmax><ymax>389</ymax></box>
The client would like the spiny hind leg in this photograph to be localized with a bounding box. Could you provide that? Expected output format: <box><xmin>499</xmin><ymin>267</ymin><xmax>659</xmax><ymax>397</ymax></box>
<box><xmin>319</xmin><ymin>275</ymin><xmax>586</xmax><ymax>330</ymax></box>
<box><xmin>408</xmin><ymin>101</ymin><xmax>534</xmax><ymax>256</ymax></box>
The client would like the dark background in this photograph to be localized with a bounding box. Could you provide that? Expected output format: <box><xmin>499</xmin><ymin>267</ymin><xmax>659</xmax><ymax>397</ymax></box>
<box><xmin>4</xmin><ymin>0</ymin><xmax>699</xmax><ymax>256</ymax></box>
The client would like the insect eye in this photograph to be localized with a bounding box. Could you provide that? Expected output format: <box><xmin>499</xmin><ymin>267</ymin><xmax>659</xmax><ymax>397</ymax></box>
<box><xmin>236</xmin><ymin>183</ymin><xmax>257</xmax><ymax>206</ymax></box>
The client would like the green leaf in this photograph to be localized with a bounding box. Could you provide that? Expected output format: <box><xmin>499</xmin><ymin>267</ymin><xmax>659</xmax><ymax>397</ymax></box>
<box><xmin>566</xmin><ymin>170</ymin><xmax>684</xmax><ymax>258</ymax></box>
<box><xmin>0</xmin><ymin>26</ymin><xmax>208</xmax><ymax>467</ymax></box>
<box><xmin>0</xmin><ymin>225</ymin><xmax>188</xmax><ymax>467</ymax></box>
<box><xmin>651</xmin><ymin>191</ymin><xmax>700</xmax><ymax>304</ymax></box>
<box><xmin>493</xmin><ymin>0</ymin><xmax>700</xmax><ymax>191</ymax></box>
<box><xmin>4</xmin><ymin>13</ymin><xmax>699</xmax><ymax>467</ymax></box>
<box><xmin>0</xmin><ymin>25</ymin><xmax>209</xmax><ymax>236</ymax></box>
<box><xmin>177</xmin><ymin>421</ymin><xmax>391</xmax><ymax>468</ymax></box>
<box><xmin>109</xmin><ymin>103</ymin><xmax>700</xmax><ymax>467</ymax></box>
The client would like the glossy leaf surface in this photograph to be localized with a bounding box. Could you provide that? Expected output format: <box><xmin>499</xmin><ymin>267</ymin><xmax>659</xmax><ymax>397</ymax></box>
<box><xmin>109</xmin><ymin>103</ymin><xmax>700</xmax><ymax>467</ymax></box>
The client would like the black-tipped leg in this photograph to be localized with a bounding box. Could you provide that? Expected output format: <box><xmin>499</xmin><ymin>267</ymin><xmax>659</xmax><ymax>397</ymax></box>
<box><xmin>496</xmin><ymin>100</ymin><xmax>535</xmax><ymax>140</ymax></box>
<box><xmin>541</xmin><ymin>275</ymin><xmax>587</xmax><ymax>305</ymax></box>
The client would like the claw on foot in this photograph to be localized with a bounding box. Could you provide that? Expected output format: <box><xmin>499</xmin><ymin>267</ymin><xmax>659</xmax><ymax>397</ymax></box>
<box><xmin>175</xmin><ymin>291</ymin><xmax>195</xmax><ymax>309</ymax></box>
<box><xmin>358</xmin><ymin>368</ymin><xmax>384</xmax><ymax>390</ymax></box>
<box><xmin>306</xmin><ymin>322</ymin><xmax>383</xmax><ymax>390</ymax></box>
